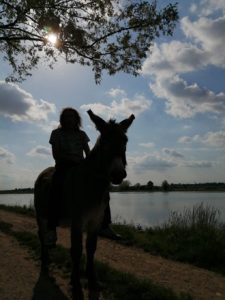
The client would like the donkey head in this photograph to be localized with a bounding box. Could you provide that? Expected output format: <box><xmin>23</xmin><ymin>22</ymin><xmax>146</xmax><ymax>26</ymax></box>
<box><xmin>87</xmin><ymin>110</ymin><xmax>135</xmax><ymax>184</ymax></box>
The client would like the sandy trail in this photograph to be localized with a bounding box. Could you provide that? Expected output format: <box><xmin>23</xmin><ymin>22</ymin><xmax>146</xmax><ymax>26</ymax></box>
<box><xmin>0</xmin><ymin>209</ymin><xmax>225</xmax><ymax>300</ymax></box>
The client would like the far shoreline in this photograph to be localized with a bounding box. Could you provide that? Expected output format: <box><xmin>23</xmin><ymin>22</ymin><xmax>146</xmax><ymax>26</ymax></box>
<box><xmin>1</xmin><ymin>187</ymin><xmax>225</xmax><ymax>194</ymax></box>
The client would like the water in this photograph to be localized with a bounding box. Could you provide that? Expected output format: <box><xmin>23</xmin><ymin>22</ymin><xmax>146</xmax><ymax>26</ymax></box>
<box><xmin>110</xmin><ymin>192</ymin><xmax>225</xmax><ymax>227</ymax></box>
<box><xmin>0</xmin><ymin>194</ymin><xmax>34</xmax><ymax>207</ymax></box>
<box><xmin>0</xmin><ymin>192</ymin><xmax>224</xmax><ymax>227</ymax></box>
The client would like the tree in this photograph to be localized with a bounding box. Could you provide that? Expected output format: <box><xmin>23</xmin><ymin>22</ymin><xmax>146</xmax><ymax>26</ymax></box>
<box><xmin>134</xmin><ymin>182</ymin><xmax>141</xmax><ymax>190</ymax></box>
<box><xmin>161</xmin><ymin>180</ymin><xmax>170</xmax><ymax>191</ymax></box>
<box><xmin>147</xmin><ymin>180</ymin><xmax>154</xmax><ymax>189</ymax></box>
<box><xmin>0</xmin><ymin>0</ymin><xmax>178</xmax><ymax>82</ymax></box>
<box><xmin>147</xmin><ymin>180</ymin><xmax>154</xmax><ymax>190</ymax></box>
<box><xmin>118</xmin><ymin>180</ymin><xmax>130</xmax><ymax>191</ymax></box>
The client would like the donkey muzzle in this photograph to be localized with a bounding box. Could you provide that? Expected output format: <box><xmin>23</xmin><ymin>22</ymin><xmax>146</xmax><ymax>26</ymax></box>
<box><xmin>110</xmin><ymin>156</ymin><xmax>127</xmax><ymax>184</ymax></box>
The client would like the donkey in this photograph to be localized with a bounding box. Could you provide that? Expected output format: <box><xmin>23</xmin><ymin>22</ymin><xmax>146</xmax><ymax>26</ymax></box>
<box><xmin>34</xmin><ymin>109</ymin><xmax>135</xmax><ymax>300</ymax></box>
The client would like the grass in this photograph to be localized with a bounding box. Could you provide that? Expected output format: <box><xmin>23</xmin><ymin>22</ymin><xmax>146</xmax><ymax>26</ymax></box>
<box><xmin>1</xmin><ymin>202</ymin><xmax>225</xmax><ymax>275</ymax></box>
<box><xmin>112</xmin><ymin>203</ymin><xmax>225</xmax><ymax>275</ymax></box>
<box><xmin>0</xmin><ymin>220</ymin><xmax>191</xmax><ymax>300</ymax></box>
<box><xmin>0</xmin><ymin>203</ymin><xmax>35</xmax><ymax>217</ymax></box>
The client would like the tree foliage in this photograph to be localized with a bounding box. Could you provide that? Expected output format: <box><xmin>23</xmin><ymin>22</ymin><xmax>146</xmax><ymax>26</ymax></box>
<box><xmin>147</xmin><ymin>180</ymin><xmax>154</xmax><ymax>189</ymax></box>
<box><xmin>162</xmin><ymin>180</ymin><xmax>170</xmax><ymax>191</ymax></box>
<box><xmin>0</xmin><ymin>0</ymin><xmax>178</xmax><ymax>82</ymax></box>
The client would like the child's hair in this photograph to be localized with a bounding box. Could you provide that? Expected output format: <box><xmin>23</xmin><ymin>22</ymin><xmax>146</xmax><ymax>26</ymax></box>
<box><xmin>59</xmin><ymin>107</ymin><xmax>82</xmax><ymax>129</ymax></box>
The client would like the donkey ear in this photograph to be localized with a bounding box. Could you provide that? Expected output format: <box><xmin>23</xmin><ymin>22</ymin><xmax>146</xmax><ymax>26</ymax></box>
<box><xmin>119</xmin><ymin>114</ymin><xmax>135</xmax><ymax>132</ymax></box>
<box><xmin>87</xmin><ymin>110</ymin><xmax>107</xmax><ymax>132</ymax></box>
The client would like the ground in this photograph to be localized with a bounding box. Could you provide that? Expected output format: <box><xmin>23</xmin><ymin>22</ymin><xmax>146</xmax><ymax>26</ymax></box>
<box><xmin>0</xmin><ymin>209</ymin><xmax>225</xmax><ymax>300</ymax></box>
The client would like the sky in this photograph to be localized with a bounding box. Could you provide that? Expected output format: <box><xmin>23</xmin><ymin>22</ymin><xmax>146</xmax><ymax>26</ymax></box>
<box><xmin>0</xmin><ymin>0</ymin><xmax>225</xmax><ymax>189</ymax></box>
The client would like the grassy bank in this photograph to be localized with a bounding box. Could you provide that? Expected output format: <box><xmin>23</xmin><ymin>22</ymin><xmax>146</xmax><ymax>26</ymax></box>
<box><xmin>0</xmin><ymin>220</ymin><xmax>190</xmax><ymax>300</ymax></box>
<box><xmin>1</xmin><ymin>202</ymin><xmax>225</xmax><ymax>275</ymax></box>
<box><xmin>0</xmin><ymin>203</ymin><xmax>35</xmax><ymax>217</ymax></box>
<box><xmin>113</xmin><ymin>203</ymin><xmax>225</xmax><ymax>275</ymax></box>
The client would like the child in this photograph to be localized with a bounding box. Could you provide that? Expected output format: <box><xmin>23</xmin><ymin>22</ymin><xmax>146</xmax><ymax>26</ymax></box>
<box><xmin>46</xmin><ymin>107</ymin><xmax>90</xmax><ymax>246</ymax></box>
<box><xmin>46</xmin><ymin>107</ymin><xmax>121</xmax><ymax>247</ymax></box>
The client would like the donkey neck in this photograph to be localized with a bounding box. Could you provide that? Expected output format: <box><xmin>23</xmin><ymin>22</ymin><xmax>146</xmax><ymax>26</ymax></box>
<box><xmin>86</xmin><ymin>143</ymin><xmax>112</xmax><ymax>180</ymax></box>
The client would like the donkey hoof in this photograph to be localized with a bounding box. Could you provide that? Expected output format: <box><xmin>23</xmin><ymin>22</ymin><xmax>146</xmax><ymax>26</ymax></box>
<box><xmin>72</xmin><ymin>288</ymin><xmax>84</xmax><ymax>300</ymax></box>
<box><xmin>88</xmin><ymin>289</ymin><xmax>100</xmax><ymax>300</ymax></box>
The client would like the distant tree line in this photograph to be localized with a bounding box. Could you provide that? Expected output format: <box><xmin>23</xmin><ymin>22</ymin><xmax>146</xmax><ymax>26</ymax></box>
<box><xmin>0</xmin><ymin>188</ymin><xmax>34</xmax><ymax>194</ymax></box>
<box><xmin>1</xmin><ymin>181</ymin><xmax>225</xmax><ymax>194</ymax></box>
<box><xmin>110</xmin><ymin>180</ymin><xmax>225</xmax><ymax>192</ymax></box>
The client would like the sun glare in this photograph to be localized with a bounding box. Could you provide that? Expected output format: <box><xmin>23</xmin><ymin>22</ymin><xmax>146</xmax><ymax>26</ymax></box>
<box><xmin>46</xmin><ymin>33</ymin><xmax>58</xmax><ymax>45</ymax></box>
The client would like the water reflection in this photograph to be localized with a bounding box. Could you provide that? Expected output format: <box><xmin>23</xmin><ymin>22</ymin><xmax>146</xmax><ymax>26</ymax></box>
<box><xmin>0</xmin><ymin>192</ymin><xmax>225</xmax><ymax>227</ymax></box>
<box><xmin>110</xmin><ymin>192</ymin><xmax>225</xmax><ymax>227</ymax></box>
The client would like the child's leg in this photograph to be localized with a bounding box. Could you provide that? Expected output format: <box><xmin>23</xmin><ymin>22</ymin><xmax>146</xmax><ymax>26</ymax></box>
<box><xmin>101</xmin><ymin>201</ymin><xmax>111</xmax><ymax>229</ymax></box>
<box><xmin>47</xmin><ymin>167</ymin><xmax>64</xmax><ymax>229</ymax></box>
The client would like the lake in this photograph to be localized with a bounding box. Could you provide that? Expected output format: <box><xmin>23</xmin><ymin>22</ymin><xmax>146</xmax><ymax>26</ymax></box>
<box><xmin>0</xmin><ymin>192</ymin><xmax>224</xmax><ymax>227</ymax></box>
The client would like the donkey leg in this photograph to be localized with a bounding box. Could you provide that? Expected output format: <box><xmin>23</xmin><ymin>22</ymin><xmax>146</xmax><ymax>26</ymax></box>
<box><xmin>71</xmin><ymin>224</ymin><xmax>84</xmax><ymax>300</ymax></box>
<box><xmin>37</xmin><ymin>218</ymin><xmax>49</xmax><ymax>269</ymax></box>
<box><xmin>39</xmin><ymin>231</ymin><xmax>49</xmax><ymax>268</ymax></box>
<box><xmin>86</xmin><ymin>231</ymin><xmax>100</xmax><ymax>300</ymax></box>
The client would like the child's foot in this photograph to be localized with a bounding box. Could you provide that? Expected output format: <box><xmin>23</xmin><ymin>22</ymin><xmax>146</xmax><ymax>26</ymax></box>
<box><xmin>99</xmin><ymin>226</ymin><xmax>122</xmax><ymax>240</ymax></box>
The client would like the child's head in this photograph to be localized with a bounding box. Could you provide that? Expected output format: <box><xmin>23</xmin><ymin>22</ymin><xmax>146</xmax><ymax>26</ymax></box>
<box><xmin>60</xmin><ymin>107</ymin><xmax>81</xmax><ymax>130</ymax></box>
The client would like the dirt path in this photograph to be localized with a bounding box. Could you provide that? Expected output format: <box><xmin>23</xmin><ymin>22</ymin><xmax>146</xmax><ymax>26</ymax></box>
<box><xmin>0</xmin><ymin>209</ymin><xmax>225</xmax><ymax>300</ymax></box>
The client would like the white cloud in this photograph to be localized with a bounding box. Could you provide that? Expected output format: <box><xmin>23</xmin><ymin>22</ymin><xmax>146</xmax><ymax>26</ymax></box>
<box><xmin>0</xmin><ymin>147</ymin><xmax>15</xmax><ymax>164</ymax></box>
<box><xmin>142</xmin><ymin>41</ymin><xmax>208</xmax><ymax>77</ymax></box>
<box><xmin>150</xmin><ymin>75</ymin><xmax>225</xmax><ymax>118</ymax></box>
<box><xmin>27</xmin><ymin>145</ymin><xmax>51</xmax><ymax>158</ymax></box>
<box><xmin>202</xmin><ymin>131</ymin><xmax>225</xmax><ymax>147</ymax></box>
<box><xmin>0</xmin><ymin>81</ymin><xmax>56</xmax><ymax>123</ymax></box>
<box><xmin>178</xmin><ymin>131</ymin><xmax>225</xmax><ymax>147</ymax></box>
<box><xmin>162</xmin><ymin>148</ymin><xmax>184</xmax><ymax>159</ymax></box>
<box><xmin>182</xmin><ymin>161</ymin><xmax>213</xmax><ymax>168</ymax></box>
<box><xmin>107</xmin><ymin>88</ymin><xmax>126</xmax><ymax>98</ymax></box>
<box><xmin>129</xmin><ymin>154</ymin><xmax>177</xmax><ymax>172</ymax></box>
<box><xmin>183</xmin><ymin>125</ymin><xmax>192</xmax><ymax>130</ymax></box>
<box><xmin>196</xmin><ymin>0</ymin><xmax>225</xmax><ymax>16</ymax></box>
<box><xmin>141</xmin><ymin>9</ymin><xmax>225</xmax><ymax>120</ymax></box>
<box><xmin>178</xmin><ymin>136</ymin><xmax>193</xmax><ymax>144</ymax></box>
<box><xmin>190</xmin><ymin>3</ymin><xmax>198</xmax><ymax>14</ymax></box>
<box><xmin>127</xmin><ymin>151</ymin><xmax>214</xmax><ymax>179</ymax></box>
<box><xmin>181</xmin><ymin>16</ymin><xmax>225</xmax><ymax>67</ymax></box>
<box><xmin>81</xmin><ymin>93</ymin><xmax>151</xmax><ymax>119</ymax></box>
<box><xmin>139</xmin><ymin>142</ymin><xmax>155</xmax><ymax>148</ymax></box>
<box><xmin>38</xmin><ymin>120</ymin><xmax>59</xmax><ymax>133</ymax></box>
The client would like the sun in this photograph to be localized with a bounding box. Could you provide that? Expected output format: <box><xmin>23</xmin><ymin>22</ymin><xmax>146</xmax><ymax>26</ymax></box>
<box><xmin>46</xmin><ymin>33</ymin><xmax>58</xmax><ymax>45</ymax></box>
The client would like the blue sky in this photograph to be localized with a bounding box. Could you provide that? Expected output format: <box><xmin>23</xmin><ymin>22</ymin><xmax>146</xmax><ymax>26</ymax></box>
<box><xmin>0</xmin><ymin>0</ymin><xmax>225</xmax><ymax>189</ymax></box>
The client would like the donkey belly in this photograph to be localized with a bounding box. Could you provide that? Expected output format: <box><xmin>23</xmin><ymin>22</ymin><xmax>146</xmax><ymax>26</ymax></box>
<box><xmin>34</xmin><ymin>166</ymin><xmax>54</xmax><ymax>218</ymax></box>
<box><xmin>84</xmin><ymin>201</ymin><xmax>107</xmax><ymax>232</ymax></box>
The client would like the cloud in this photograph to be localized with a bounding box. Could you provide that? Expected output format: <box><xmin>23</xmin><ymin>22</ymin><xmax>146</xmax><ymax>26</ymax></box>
<box><xmin>0</xmin><ymin>147</ymin><xmax>15</xmax><ymax>164</ymax></box>
<box><xmin>107</xmin><ymin>88</ymin><xmax>126</xmax><ymax>98</ymax></box>
<box><xmin>38</xmin><ymin>120</ymin><xmax>59</xmax><ymax>133</ymax></box>
<box><xmin>142</xmin><ymin>41</ymin><xmax>208</xmax><ymax>77</ymax></box>
<box><xmin>178</xmin><ymin>136</ymin><xmax>193</xmax><ymax>144</ymax></box>
<box><xmin>150</xmin><ymin>75</ymin><xmax>225</xmax><ymax>118</ymax></box>
<box><xmin>202</xmin><ymin>131</ymin><xmax>225</xmax><ymax>147</ymax></box>
<box><xmin>182</xmin><ymin>161</ymin><xmax>213</xmax><ymax>168</ymax></box>
<box><xmin>178</xmin><ymin>131</ymin><xmax>225</xmax><ymax>147</ymax></box>
<box><xmin>141</xmin><ymin>9</ymin><xmax>225</xmax><ymax>120</ymax></box>
<box><xmin>183</xmin><ymin>125</ymin><xmax>192</xmax><ymax>130</ymax></box>
<box><xmin>162</xmin><ymin>148</ymin><xmax>184</xmax><ymax>159</ymax></box>
<box><xmin>27</xmin><ymin>145</ymin><xmax>51</xmax><ymax>157</ymax></box>
<box><xmin>0</xmin><ymin>81</ymin><xmax>56</xmax><ymax>123</ymax></box>
<box><xmin>190</xmin><ymin>3</ymin><xmax>198</xmax><ymax>14</ymax></box>
<box><xmin>193</xmin><ymin>0</ymin><xmax>225</xmax><ymax>16</ymax></box>
<box><xmin>81</xmin><ymin>90</ymin><xmax>151</xmax><ymax>119</ymax></box>
<box><xmin>181</xmin><ymin>16</ymin><xmax>225</xmax><ymax>67</ymax></box>
<box><xmin>139</xmin><ymin>142</ymin><xmax>155</xmax><ymax>148</ymax></box>
<box><xmin>129</xmin><ymin>154</ymin><xmax>177</xmax><ymax>172</ymax></box>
